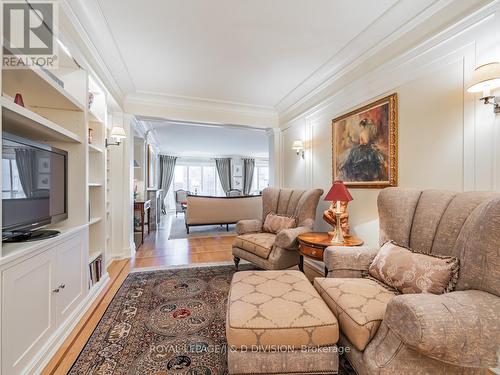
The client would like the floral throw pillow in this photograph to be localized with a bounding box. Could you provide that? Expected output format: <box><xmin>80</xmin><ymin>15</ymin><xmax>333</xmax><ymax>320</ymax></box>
<box><xmin>262</xmin><ymin>213</ymin><xmax>296</xmax><ymax>234</ymax></box>
<box><xmin>368</xmin><ymin>241</ymin><xmax>459</xmax><ymax>294</ymax></box>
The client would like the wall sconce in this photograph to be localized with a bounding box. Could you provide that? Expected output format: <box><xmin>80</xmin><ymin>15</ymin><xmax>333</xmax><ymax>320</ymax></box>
<box><xmin>467</xmin><ymin>62</ymin><xmax>500</xmax><ymax>114</ymax></box>
<box><xmin>105</xmin><ymin>126</ymin><xmax>127</xmax><ymax>147</ymax></box>
<box><xmin>292</xmin><ymin>140</ymin><xmax>305</xmax><ymax>158</ymax></box>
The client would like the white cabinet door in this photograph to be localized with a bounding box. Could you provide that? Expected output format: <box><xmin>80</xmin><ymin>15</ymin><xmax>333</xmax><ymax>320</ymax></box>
<box><xmin>2</xmin><ymin>250</ymin><xmax>56</xmax><ymax>375</ymax></box>
<box><xmin>55</xmin><ymin>232</ymin><xmax>86</xmax><ymax>325</ymax></box>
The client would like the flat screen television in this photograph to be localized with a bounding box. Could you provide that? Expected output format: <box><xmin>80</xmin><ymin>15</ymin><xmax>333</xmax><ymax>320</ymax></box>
<box><xmin>2</xmin><ymin>132</ymin><xmax>67</xmax><ymax>242</ymax></box>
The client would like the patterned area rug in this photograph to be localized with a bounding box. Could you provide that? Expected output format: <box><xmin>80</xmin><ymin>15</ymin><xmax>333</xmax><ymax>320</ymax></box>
<box><xmin>168</xmin><ymin>216</ymin><xmax>236</xmax><ymax>240</ymax></box>
<box><xmin>69</xmin><ymin>264</ymin><xmax>355</xmax><ymax>375</ymax></box>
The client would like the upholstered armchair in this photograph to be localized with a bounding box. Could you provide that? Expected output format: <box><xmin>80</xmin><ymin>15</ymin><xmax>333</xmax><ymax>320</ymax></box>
<box><xmin>314</xmin><ymin>188</ymin><xmax>500</xmax><ymax>374</ymax></box>
<box><xmin>232</xmin><ymin>187</ymin><xmax>323</xmax><ymax>270</ymax></box>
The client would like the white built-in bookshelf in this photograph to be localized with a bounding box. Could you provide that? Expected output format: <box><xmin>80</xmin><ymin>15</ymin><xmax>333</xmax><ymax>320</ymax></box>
<box><xmin>0</xmin><ymin>9</ymin><xmax>124</xmax><ymax>374</ymax></box>
<box><xmin>87</xmin><ymin>76</ymin><xmax>107</xmax><ymax>279</ymax></box>
<box><xmin>0</xmin><ymin>44</ymin><xmax>109</xmax><ymax>286</ymax></box>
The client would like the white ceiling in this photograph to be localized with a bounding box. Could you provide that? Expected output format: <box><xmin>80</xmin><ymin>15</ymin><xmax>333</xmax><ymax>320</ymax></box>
<box><xmin>95</xmin><ymin>0</ymin><xmax>398</xmax><ymax>107</ymax></box>
<box><xmin>68</xmin><ymin>0</ymin><xmax>408</xmax><ymax>107</ymax></box>
<box><xmin>144</xmin><ymin>121</ymin><xmax>269</xmax><ymax>157</ymax></box>
<box><xmin>65</xmin><ymin>0</ymin><xmax>481</xmax><ymax>126</ymax></box>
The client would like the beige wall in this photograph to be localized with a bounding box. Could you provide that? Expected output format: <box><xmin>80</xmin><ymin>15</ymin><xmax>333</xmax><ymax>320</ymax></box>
<box><xmin>280</xmin><ymin>3</ymin><xmax>500</xmax><ymax>246</ymax></box>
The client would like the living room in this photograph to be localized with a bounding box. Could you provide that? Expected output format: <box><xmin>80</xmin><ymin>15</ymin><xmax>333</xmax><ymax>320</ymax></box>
<box><xmin>132</xmin><ymin>118</ymin><xmax>270</xmax><ymax>245</ymax></box>
<box><xmin>0</xmin><ymin>0</ymin><xmax>499</xmax><ymax>374</ymax></box>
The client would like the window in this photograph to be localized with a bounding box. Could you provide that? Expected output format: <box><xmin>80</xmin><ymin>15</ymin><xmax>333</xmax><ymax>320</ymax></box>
<box><xmin>251</xmin><ymin>161</ymin><xmax>269</xmax><ymax>194</ymax></box>
<box><xmin>202</xmin><ymin>166</ymin><xmax>216</xmax><ymax>196</ymax></box>
<box><xmin>256</xmin><ymin>166</ymin><xmax>269</xmax><ymax>191</ymax></box>
<box><xmin>173</xmin><ymin>166</ymin><xmax>187</xmax><ymax>192</ymax></box>
<box><xmin>172</xmin><ymin>163</ymin><xmax>225</xmax><ymax>197</ymax></box>
<box><xmin>188</xmin><ymin>166</ymin><xmax>202</xmax><ymax>193</ymax></box>
<box><xmin>2</xmin><ymin>158</ymin><xmax>24</xmax><ymax>199</ymax></box>
<box><xmin>166</xmin><ymin>159</ymin><xmax>269</xmax><ymax>211</ymax></box>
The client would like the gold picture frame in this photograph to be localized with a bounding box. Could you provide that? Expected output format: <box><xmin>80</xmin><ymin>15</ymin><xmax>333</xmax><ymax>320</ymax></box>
<box><xmin>332</xmin><ymin>93</ymin><xmax>398</xmax><ymax>188</ymax></box>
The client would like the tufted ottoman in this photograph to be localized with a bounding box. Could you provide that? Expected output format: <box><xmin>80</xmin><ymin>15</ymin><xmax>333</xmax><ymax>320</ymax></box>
<box><xmin>226</xmin><ymin>270</ymin><xmax>340</xmax><ymax>374</ymax></box>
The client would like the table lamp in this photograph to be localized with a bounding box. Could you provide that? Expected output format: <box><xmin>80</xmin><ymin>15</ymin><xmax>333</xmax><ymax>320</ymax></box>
<box><xmin>324</xmin><ymin>180</ymin><xmax>353</xmax><ymax>244</ymax></box>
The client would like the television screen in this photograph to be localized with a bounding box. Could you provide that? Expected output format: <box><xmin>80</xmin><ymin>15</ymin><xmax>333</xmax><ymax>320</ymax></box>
<box><xmin>2</xmin><ymin>133</ymin><xmax>67</xmax><ymax>233</ymax></box>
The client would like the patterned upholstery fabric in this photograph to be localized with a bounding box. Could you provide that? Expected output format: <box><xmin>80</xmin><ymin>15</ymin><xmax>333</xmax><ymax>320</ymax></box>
<box><xmin>262</xmin><ymin>212</ymin><xmax>297</xmax><ymax>234</ymax></box>
<box><xmin>409</xmin><ymin>190</ymin><xmax>457</xmax><ymax>253</ymax></box>
<box><xmin>233</xmin><ymin>233</ymin><xmax>276</xmax><ymax>259</ymax></box>
<box><xmin>235</xmin><ymin>219</ymin><xmax>263</xmax><ymax>234</ymax></box>
<box><xmin>384</xmin><ymin>290</ymin><xmax>500</xmax><ymax>368</ymax></box>
<box><xmin>329</xmin><ymin>188</ymin><xmax>500</xmax><ymax>374</ymax></box>
<box><xmin>261</xmin><ymin>187</ymin><xmax>323</xmax><ymax>227</ymax></box>
<box><xmin>274</xmin><ymin>225</ymin><xmax>312</xmax><ymax>249</ymax></box>
<box><xmin>368</xmin><ymin>241</ymin><xmax>459</xmax><ymax>294</ymax></box>
<box><xmin>453</xmin><ymin>197</ymin><xmax>500</xmax><ymax>296</ymax></box>
<box><xmin>314</xmin><ymin>277</ymin><xmax>396</xmax><ymax>351</ymax></box>
<box><xmin>341</xmin><ymin>325</ymin><xmax>488</xmax><ymax>375</ymax></box>
<box><xmin>226</xmin><ymin>270</ymin><xmax>339</xmax><ymax>349</ymax></box>
<box><xmin>378</xmin><ymin>188</ymin><xmax>421</xmax><ymax>247</ymax></box>
<box><xmin>232</xmin><ymin>244</ymin><xmax>300</xmax><ymax>270</ymax></box>
<box><xmin>324</xmin><ymin>246</ymin><xmax>379</xmax><ymax>278</ymax></box>
<box><xmin>431</xmin><ymin>191</ymin><xmax>497</xmax><ymax>256</ymax></box>
<box><xmin>233</xmin><ymin>187</ymin><xmax>323</xmax><ymax>270</ymax></box>
<box><xmin>228</xmin><ymin>346</ymin><xmax>339</xmax><ymax>375</ymax></box>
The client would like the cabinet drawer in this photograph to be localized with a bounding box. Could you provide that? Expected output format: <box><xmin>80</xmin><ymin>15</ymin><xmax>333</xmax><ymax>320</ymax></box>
<box><xmin>300</xmin><ymin>244</ymin><xmax>324</xmax><ymax>260</ymax></box>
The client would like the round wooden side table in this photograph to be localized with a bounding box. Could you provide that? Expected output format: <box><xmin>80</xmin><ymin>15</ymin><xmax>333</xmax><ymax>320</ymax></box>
<box><xmin>297</xmin><ymin>232</ymin><xmax>364</xmax><ymax>277</ymax></box>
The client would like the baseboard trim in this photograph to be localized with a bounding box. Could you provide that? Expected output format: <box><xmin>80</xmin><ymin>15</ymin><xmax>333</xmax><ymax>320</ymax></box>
<box><xmin>25</xmin><ymin>273</ymin><xmax>110</xmax><ymax>374</ymax></box>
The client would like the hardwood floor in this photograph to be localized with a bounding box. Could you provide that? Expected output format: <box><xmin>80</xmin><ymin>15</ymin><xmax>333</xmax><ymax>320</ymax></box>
<box><xmin>43</xmin><ymin>217</ymin><xmax>235</xmax><ymax>374</ymax></box>
<box><xmin>132</xmin><ymin>221</ymin><xmax>235</xmax><ymax>268</ymax></box>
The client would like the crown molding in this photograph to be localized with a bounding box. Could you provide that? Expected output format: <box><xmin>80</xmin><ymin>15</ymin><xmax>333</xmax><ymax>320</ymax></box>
<box><xmin>280</xmin><ymin>0</ymin><xmax>498</xmax><ymax>125</ymax></box>
<box><xmin>60</xmin><ymin>0</ymin><xmax>135</xmax><ymax>106</ymax></box>
<box><xmin>125</xmin><ymin>91</ymin><xmax>279</xmax><ymax>128</ymax></box>
<box><xmin>275</xmin><ymin>0</ymin><xmax>460</xmax><ymax>119</ymax></box>
<box><xmin>62</xmin><ymin>0</ymin><xmax>491</xmax><ymax>128</ymax></box>
<box><xmin>127</xmin><ymin>91</ymin><xmax>277</xmax><ymax>118</ymax></box>
<box><xmin>137</xmin><ymin>116</ymin><xmax>269</xmax><ymax>132</ymax></box>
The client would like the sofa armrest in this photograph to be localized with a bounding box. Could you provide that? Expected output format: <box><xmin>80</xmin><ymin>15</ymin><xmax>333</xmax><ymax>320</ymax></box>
<box><xmin>235</xmin><ymin>219</ymin><xmax>262</xmax><ymax>235</ymax></box>
<box><xmin>384</xmin><ymin>290</ymin><xmax>500</xmax><ymax>368</ymax></box>
<box><xmin>324</xmin><ymin>246</ymin><xmax>379</xmax><ymax>278</ymax></box>
<box><xmin>274</xmin><ymin>226</ymin><xmax>312</xmax><ymax>249</ymax></box>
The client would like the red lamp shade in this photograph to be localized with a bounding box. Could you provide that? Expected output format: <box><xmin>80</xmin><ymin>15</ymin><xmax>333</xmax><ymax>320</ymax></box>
<box><xmin>324</xmin><ymin>180</ymin><xmax>353</xmax><ymax>202</ymax></box>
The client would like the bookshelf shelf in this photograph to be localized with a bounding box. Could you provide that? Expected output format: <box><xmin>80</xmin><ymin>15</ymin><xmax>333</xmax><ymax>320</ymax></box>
<box><xmin>3</xmin><ymin>66</ymin><xmax>85</xmax><ymax>112</ymax></box>
<box><xmin>1</xmin><ymin>97</ymin><xmax>81</xmax><ymax>143</ymax></box>
<box><xmin>89</xmin><ymin>217</ymin><xmax>102</xmax><ymax>225</ymax></box>
<box><xmin>88</xmin><ymin>143</ymin><xmax>104</xmax><ymax>153</ymax></box>
<box><xmin>88</xmin><ymin>182</ymin><xmax>103</xmax><ymax>187</ymax></box>
<box><xmin>88</xmin><ymin>251</ymin><xmax>102</xmax><ymax>264</ymax></box>
<box><xmin>89</xmin><ymin>108</ymin><xmax>104</xmax><ymax>123</ymax></box>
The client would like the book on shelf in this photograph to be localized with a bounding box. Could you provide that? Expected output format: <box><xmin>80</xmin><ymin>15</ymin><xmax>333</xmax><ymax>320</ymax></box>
<box><xmin>89</xmin><ymin>254</ymin><xmax>103</xmax><ymax>288</ymax></box>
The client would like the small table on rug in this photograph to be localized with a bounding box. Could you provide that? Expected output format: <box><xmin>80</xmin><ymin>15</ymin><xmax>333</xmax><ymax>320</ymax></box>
<box><xmin>297</xmin><ymin>232</ymin><xmax>364</xmax><ymax>277</ymax></box>
<box><xmin>134</xmin><ymin>200</ymin><xmax>151</xmax><ymax>246</ymax></box>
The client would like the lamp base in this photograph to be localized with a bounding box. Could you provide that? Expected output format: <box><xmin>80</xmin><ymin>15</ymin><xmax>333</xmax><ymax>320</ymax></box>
<box><xmin>330</xmin><ymin>212</ymin><xmax>345</xmax><ymax>244</ymax></box>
